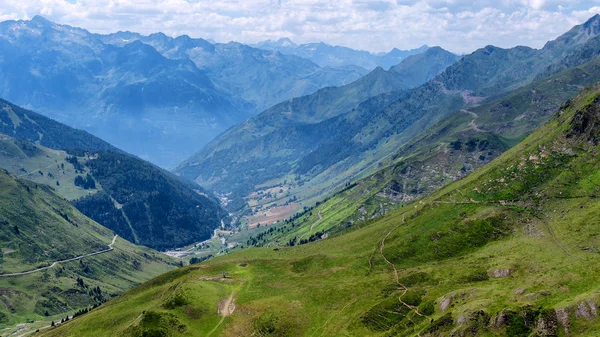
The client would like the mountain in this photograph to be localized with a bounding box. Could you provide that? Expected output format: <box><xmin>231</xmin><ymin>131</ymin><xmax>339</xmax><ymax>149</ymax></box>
<box><xmin>0</xmin><ymin>169</ymin><xmax>176</xmax><ymax>329</ymax></box>
<box><xmin>41</xmin><ymin>83</ymin><xmax>600</xmax><ymax>336</ymax></box>
<box><xmin>98</xmin><ymin>33</ymin><xmax>368</xmax><ymax>113</ymax></box>
<box><xmin>0</xmin><ymin>17</ymin><xmax>366</xmax><ymax>167</ymax></box>
<box><xmin>0</xmin><ymin>16</ymin><xmax>243</xmax><ymax>167</ymax></box>
<box><xmin>389</xmin><ymin>47</ymin><xmax>464</xmax><ymax>88</ymax></box>
<box><xmin>254</xmin><ymin>53</ymin><xmax>600</xmax><ymax>244</ymax></box>
<box><xmin>253</xmin><ymin>38</ymin><xmax>430</xmax><ymax>69</ymax></box>
<box><xmin>176</xmin><ymin>16</ymin><xmax>600</xmax><ymax>221</ymax></box>
<box><xmin>175</xmin><ymin>47</ymin><xmax>460</xmax><ymax>210</ymax></box>
<box><xmin>0</xmin><ymin>99</ymin><xmax>229</xmax><ymax>250</ymax></box>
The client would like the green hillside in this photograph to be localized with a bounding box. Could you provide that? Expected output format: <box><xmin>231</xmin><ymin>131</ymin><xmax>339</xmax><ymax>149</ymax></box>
<box><xmin>0</xmin><ymin>99</ymin><xmax>229</xmax><ymax>250</ymax></box>
<box><xmin>0</xmin><ymin>169</ymin><xmax>176</xmax><ymax>332</ymax></box>
<box><xmin>41</xmin><ymin>84</ymin><xmax>600</xmax><ymax>336</ymax></box>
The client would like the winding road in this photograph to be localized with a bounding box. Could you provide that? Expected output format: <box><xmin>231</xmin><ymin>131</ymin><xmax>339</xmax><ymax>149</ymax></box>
<box><xmin>378</xmin><ymin>215</ymin><xmax>426</xmax><ymax>318</ymax></box>
<box><xmin>0</xmin><ymin>235</ymin><xmax>118</xmax><ymax>278</ymax></box>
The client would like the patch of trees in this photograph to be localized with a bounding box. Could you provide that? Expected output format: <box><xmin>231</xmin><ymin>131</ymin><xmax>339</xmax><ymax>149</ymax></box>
<box><xmin>72</xmin><ymin>151</ymin><xmax>228</xmax><ymax>250</ymax></box>
<box><xmin>189</xmin><ymin>255</ymin><xmax>213</xmax><ymax>265</ymax></box>
<box><xmin>88</xmin><ymin>285</ymin><xmax>104</xmax><ymax>302</ymax></box>
<box><xmin>74</xmin><ymin>174</ymin><xmax>96</xmax><ymax>189</ymax></box>
<box><xmin>66</xmin><ymin>156</ymin><xmax>84</xmax><ymax>172</ymax></box>
<box><xmin>297</xmin><ymin>231</ymin><xmax>325</xmax><ymax>245</ymax></box>
<box><xmin>72</xmin><ymin>301</ymin><xmax>105</xmax><ymax>319</ymax></box>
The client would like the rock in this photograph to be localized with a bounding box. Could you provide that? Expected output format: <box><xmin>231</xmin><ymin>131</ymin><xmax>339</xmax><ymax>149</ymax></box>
<box><xmin>513</xmin><ymin>288</ymin><xmax>526</xmax><ymax>295</ymax></box>
<box><xmin>490</xmin><ymin>268</ymin><xmax>511</xmax><ymax>278</ymax></box>
<box><xmin>490</xmin><ymin>310</ymin><xmax>508</xmax><ymax>329</ymax></box>
<box><xmin>587</xmin><ymin>299</ymin><xmax>598</xmax><ymax>317</ymax></box>
<box><xmin>440</xmin><ymin>294</ymin><xmax>454</xmax><ymax>312</ymax></box>
<box><xmin>575</xmin><ymin>300</ymin><xmax>597</xmax><ymax>320</ymax></box>
<box><xmin>535</xmin><ymin>310</ymin><xmax>559</xmax><ymax>336</ymax></box>
<box><xmin>555</xmin><ymin>308</ymin><xmax>570</xmax><ymax>334</ymax></box>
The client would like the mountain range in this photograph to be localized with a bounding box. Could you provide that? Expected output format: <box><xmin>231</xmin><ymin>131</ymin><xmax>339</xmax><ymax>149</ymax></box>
<box><xmin>176</xmin><ymin>15</ymin><xmax>600</xmax><ymax>222</ymax></box>
<box><xmin>253</xmin><ymin>37</ymin><xmax>430</xmax><ymax>69</ymax></box>
<box><xmin>0</xmin><ymin>16</ymin><xmax>368</xmax><ymax>167</ymax></box>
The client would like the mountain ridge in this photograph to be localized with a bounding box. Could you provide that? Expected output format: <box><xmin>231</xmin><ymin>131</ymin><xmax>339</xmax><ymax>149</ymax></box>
<box><xmin>0</xmin><ymin>98</ymin><xmax>229</xmax><ymax>250</ymax></box>
<box><xmin>0</xmin><ymin>168</ymin><xmax>176</xmax><ymax>329</ymax></box>
<box><xmin>253</xmin><ymin>37</ymin><xmax>430</xmax><ymax>69</ymax></box>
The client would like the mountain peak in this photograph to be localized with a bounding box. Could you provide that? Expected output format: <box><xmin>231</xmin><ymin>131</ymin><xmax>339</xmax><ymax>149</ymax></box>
<box><xmin>581</xmin><ymin>13</ymin><xmax>600</xmax><ymax>35</ymax></box>
<box><xmin>30</xmin><ymin>15</ymin><xmax>53</xmax><ymax>27</ymax></box>
<box><xmin>584</xmin><ymin>13</ymin><xmax>600</xmax><ymax>26</ymax></box>
<box><xmin>276</xmin><ymin>37</ymin><xmax>296</xmax><ymax>47</ymax></box>
<box><xmin>543</xmin><ymin>14</ymin><xmax>600</xmax><ymax>53</ymax></box>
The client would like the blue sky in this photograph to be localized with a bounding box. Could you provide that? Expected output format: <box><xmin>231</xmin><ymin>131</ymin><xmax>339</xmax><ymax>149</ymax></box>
<box><xmin>1</xmin><ymin>0</ymin><xmax>599</xmax><ymax>53</ymax></box>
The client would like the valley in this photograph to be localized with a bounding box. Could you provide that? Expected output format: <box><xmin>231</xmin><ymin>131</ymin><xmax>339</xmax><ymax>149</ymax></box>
<box><xmin>2</xmin><ymin>7</ymin><xmax>600</xmax><ymax>337</ymax></box>
<box><xmin>40</xmin><ymin>83</ymin><xmax>600</xmax><ymax>336</ymax></box>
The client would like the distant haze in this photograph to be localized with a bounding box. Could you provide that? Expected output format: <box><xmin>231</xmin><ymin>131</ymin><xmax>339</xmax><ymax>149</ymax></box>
<box><xmin>1</xmin><ymin>0</ymin><xmax>600</xmax><ymax>54</ymax></box>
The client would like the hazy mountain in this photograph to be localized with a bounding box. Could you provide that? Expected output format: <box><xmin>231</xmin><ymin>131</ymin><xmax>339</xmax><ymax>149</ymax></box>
<box><xmin>176</xmin><ymin>15</ymin><xmax>600</xmax><ymax>214</ymax></box>
<box><xmin>98</xmin><ymin>32</ymin><xmax>368</xmax><ymax>113</ymax></box>
<box><xmin>253</xmin><ymin>38</ymin><xmax>430</xmax><ymax>69</ymax></box>
<box><xmin>0</xmin><ymin>99</ymin><xmax>229</xmax><ymax>250</ymax></box>
<box><xmin>0</xmin><ymin>16</ymin><xmax>366</xmax><ymax>167</ymax></box>
<box><xmin>44</xmin><ymin>83</ymin><xmax>600</xmax><ymax>337</ymax></box>
<box><xmin>0</xmin><ymin>16</ymin><xmax>244</xmax><ymax>167</ymax></box>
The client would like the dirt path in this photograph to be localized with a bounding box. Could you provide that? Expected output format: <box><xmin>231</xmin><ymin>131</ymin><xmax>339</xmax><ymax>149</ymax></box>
<box><xmin>378</xmin><ymin>215</ymin><xmax>426</xmax><ymax>318</ymax></box>
<box><xmin>461</xmin><ymin>109</ymin><xmax>485</xmax><ymax>133</ymax></box>
<box><xmin>315</xmin><ymin>298</ymin><xmax>356</xmax><ymax>337</ymax></box>
<box><xmin>207</xmin><ymin>293</ymin><xmax>235</xmax><ymax>337</ymax></box>
<box><xmin>18</xmin><ymin>159</ymin><xmax>66</xmax><ymax>178</ymax></box>
<box><xmin>0</xmin><ymin>235</ymin><xmax>118</xmax><ymax>277</ymax></box>
<box><xmin>299</xmin><ymin>211</ymin><xmax>323</xmax><ymax>240</ymax></box>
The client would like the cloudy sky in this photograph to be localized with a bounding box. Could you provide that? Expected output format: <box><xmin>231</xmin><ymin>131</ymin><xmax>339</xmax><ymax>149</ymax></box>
<box><xmin>1</xmin><ymin>0</ymin><xmax>600</xmax><ymax>53</ymax></box>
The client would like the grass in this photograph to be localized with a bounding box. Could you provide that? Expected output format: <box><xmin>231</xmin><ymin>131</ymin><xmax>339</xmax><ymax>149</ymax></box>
<box><xmin>0</xmin><ymin>137</ymin><xmax>98</xmax><ymax>201</ymax></box>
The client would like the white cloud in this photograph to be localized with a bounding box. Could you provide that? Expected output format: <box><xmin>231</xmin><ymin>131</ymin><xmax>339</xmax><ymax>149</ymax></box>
<box><xmin>0</xmin><ymin>0</ymin><xmax>599</xmax><ymax>53</ymax></box>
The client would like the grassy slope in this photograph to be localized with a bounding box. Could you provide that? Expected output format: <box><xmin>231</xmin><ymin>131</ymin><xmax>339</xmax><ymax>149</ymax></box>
<box><xmin>0</xmin><ymin>169</ymin><xmax>176</xmax><ymax>329</ymax></box>
<box><xmin>42</xmin><ymin>85</ymin><xmax>600</xmax><ymax>336</ymax></box>
<box><xmin>0</xmin><ymin>135</ymin><xmax>100</xmax><ymax>201</ymax></box>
